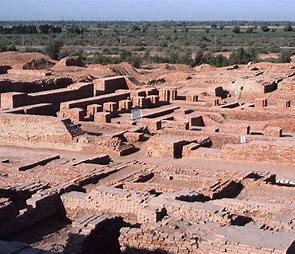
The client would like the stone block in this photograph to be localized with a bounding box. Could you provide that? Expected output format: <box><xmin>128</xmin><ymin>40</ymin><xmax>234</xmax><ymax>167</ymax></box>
<box><xmin>186</xmin><ymin>94</ymin><xmax>198</xmax><ymax>103</ymax></box>
<box><xmin>206</xmin><ymin>98</ymin><xmax>219</xmax><ymax>106</ymax></box>
<box><xmin>255</xmin><ymin>98</ymin><xmax>268</xmax><ymax>109</ymax></box>
<box><xmin>119</xmin><ymin>99</ymin><xmax>132</xmax><ymax>111</ymax></box>
<box><xmin>264</xmin><ymin>126</ymin><xmax>282</xmax><ymax>137</ymax></box>
<box><xmin>87</xmin><ymin>104</ymin><xmax>103</xmax><ymax>117</ymax></box>
<box><xmin>94</xmin><ymin>112</ymin><xmax>111</xmax><ymax>123</ymax></box>
<box><xmin>103</xmin><ymin>102</ymin><xmax>118</xmax><ymax>112</ymax></box>
<box><xmin>277</xmin><ymin>99</ymin><xmax>291</xmax><ymax>109</ymax></box>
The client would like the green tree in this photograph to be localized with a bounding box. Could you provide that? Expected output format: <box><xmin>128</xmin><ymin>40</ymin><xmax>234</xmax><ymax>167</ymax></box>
<box><xmin>284</xmin><ymin>25</ymin><xmax>293</xmax><ymax>32</ymax></box>
<box><xmin>0</xmin><ymin>39</ymin><xmax>8</xmax><ymax>52</ymax></box>
<box><xmin>261</xmin><ymin>26</ymin><xmax>270</xmax><ymax>32</ymax></box>
<box><xmin>233</xmin><ymin>26</ymin><xmax>241</xmax><ymax>34</ymax></box>
<box><xmin>246</xmin><ymin>27</ymin><xmax>254</xmax><ymax>33</ymax></box>
<box><xmin>44</xmin><ymin>40</ymin><xmax>64</xmax><ymax>60</ymax></box>
<box><xmin>211</xmin><ymin>23</ymin><xmax>217</xmax><ymax>29</ymax></box>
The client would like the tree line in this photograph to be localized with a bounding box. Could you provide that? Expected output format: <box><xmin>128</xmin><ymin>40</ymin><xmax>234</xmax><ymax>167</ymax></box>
<box><xmin>0</xmin><ymin>24</ymin><xmax>86</xmax><ymax>34</ymax></box>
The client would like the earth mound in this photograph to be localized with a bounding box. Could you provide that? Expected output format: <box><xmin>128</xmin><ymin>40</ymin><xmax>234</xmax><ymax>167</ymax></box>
<box><xmin>110</xmin><ymin>62</ymin><xmax>140</xmax><ymax>77</ymax></box>
<box><xmin>54</xmin><ymin>56</ymin><xmax>85</xmax><ymax>68</ymax></box>
<box><xmin>0</xmin><ymin>51</ymin><xmax>55</xmax><ymax>70</ymax></box>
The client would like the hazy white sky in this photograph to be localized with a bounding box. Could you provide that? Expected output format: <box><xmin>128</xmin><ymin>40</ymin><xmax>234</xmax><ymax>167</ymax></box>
<box><xmin>0</xmin><ymin>0</ymin><xmax>295</xmax><ymax>21</ymax></box>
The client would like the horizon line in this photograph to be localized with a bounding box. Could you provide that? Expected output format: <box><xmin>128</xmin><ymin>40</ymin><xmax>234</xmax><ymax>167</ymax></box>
<box><xmin>1</xmin><ymin>19</ymin><xmax>295</xmax><ymax>23</ymax></box>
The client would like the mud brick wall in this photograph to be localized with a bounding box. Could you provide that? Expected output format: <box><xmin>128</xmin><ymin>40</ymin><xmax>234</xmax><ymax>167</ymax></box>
<box><xmin>158</xmin><ymin>171</ymin><xmax>200</xmax><ymax>183</ymax></box>
<box><xmin>79</xmin><ymin>135</ymin><xmax>136</xmax><ymax>156</ymax></box>
<box><xmin>266</xmin><ymin>118</ymin><xmax>295</xmax><ymax>132</ymax></box>
<box><xmin>182</xmin><ymin>143</ymin><xmax>201</xmax><ymax>157</ymax></box>
<box><xmin>277</xmin><ymin>99</ymin><xmax>291</xmax><ymax>108</ymax></box>
<box><xmin>0</xmin><ymin>191</ymin><xmax>62</xmax><ymax>238</ymax></box>
<box><xmin>0</xmin><ymin>77</ymin><xmax>72</xmax><ymax>93</ymax></box>
<box><xmin>146</xmin><ymin>136</ymin><xmax>174</xmax><ymax>158</ymax></box>
<box><xmin>119</xmin><ymin>99</ymin><xmax>132</xmax><ymax>111</ymax></box>
<box><xmin>95</xmin><ymin>76</ymin><xmax>128</xmax><ymax>94</ymax></box>
<box><xmin>120</xmin><ymin>227</ymin><xmax>199</xmax><ymax>254</ymax></box>
<box><xmin>1</xmin><ymin>83</ymin><xmax>93</xmax><ymax>111</ymax></box>
<box><xmin>61</xmin><ymin>108</ymin><xmax>85</xmax><ymax>122</ymax></box>
<box><xmin>264</xmin><ymin>126</ymin><xmax>282</xmax><ymax>137</ymax></box>
<box><xmin>220</xmin><ymin>142</ymin><xmax>295</xmax><ymax>165</ymax></box>
<box><xmin>211</xmin><ymin>198</ymin><xmax>295</xmax><ymax>232</ymax></box>
<box><xmin>161</xmin><ymin>126</ymin><xmax>279</xmax><ymax>148</ymax></box>
<box><xmin>146</xmin><ymin>137</ymin><xmax>191</xmax><ymax>158</ymax></box>
<box><xmin>0</xmin><ymin>113</ymin><xmax>80</xmax><ymax>150</ymax></box>
<box><xmin>222</xmin><ymin>109</ymin><xmax>295</xmax><ymax>124</ymax></box>
<box><xmin>151</xmin><ymin>195</ymin><xmax>231</xmax><ymax>225</ymax></box>
<box><xmin>219</xmin><ymin>124</ymin><xmax>250</xmax><ymax>135</ymax></box>
<box><xmin>194</xmin><ymin>106</ymin><xmax>295</xmax><ymax>128</ymax></box>
<box><xmin>187</xmin><ymin>147</ymin><xmax>220</xmax><ymax>159</ymax></box>
<box><xmin>61</xmin><ymin>91</ymin><xmax>130</xmax><ymax>111</ymax></box>
<box><xmin>29</xmin><ymin>83</ymin><xmax>94</xmax><ymax>111</ymax></box>
<box><xmin>141</xmin><ymin>118</ymin><xmax>162</xmax><ymax>133</ymax></box>
<box><xmin>212</xmin><ymin>198</ymin><xmax>281</xmax><ymax>221</ymax></box>
<box><xmin>61</xmin><ymin>187</ymin><xmax>160</xmax><ymax>223</ymax></box>
<box><xmin>4</xmin><ymin>103</ymin><xmax>55</xmax><ymax>116</ymax></box>
<box><xmin>198</xmin><ymin>238</ymin><xmax>284</xmax><ymax>254</ymax></box>
<box><xmin>121</xmin><ymin>223</ymin><xmax>294</xmax><ymax>254</ymax></box>
<box><xmin>0</xmin><ymin>92</ymin><xmax>28</xmax><ymax>109</ymax></box>
<box><xmin>64</xmin><ymin>215</ymin><xmax>123</xmax><ymax>254</ymax></box>
<box><xmin>159</xmin><ymin>89</ymin><xmax>171</xmax><ymax>102</ymax></box>
<box><xmin>160</xmin><ymin>128</ymin><xmax>241</xmax><ymax>148</ymax></box>
<box><xmin>204</xmin><ymin>224</ymin><xmax>295</xmax><ymax>254</ymax></box>
<box><xmin>0</xmin><ymin>198</ymin><xmax>18</xmax><ymax>221</ymax></box>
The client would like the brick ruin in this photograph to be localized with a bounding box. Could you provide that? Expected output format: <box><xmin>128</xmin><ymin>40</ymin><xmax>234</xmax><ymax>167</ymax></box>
<box><xmin>0</xmin><ymin>55</ymin><xmax>294</xmax><ymax>253</ymax></box>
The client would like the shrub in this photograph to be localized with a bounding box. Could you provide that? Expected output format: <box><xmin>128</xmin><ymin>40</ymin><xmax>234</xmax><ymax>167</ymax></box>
<box><xmin>233</xmin><ymin>26</ymin><xmax>241</xmax><ymax>34</ymax></box>
<box><xmin>261</xmin><ymin>26</ymin><xmax>270</xmax><ymax>32</ymax></box>
<box><xmin>229</xmin><ymin>47</ymin><xmax>257</xmax><ymax>64</ymax></box>
<box><xmin>0</xmin><ymin>39</ymin><xmax>8</xmax><ymax>52</ymax></box>
<box><xmin>211</xmin><ymin>23</ymin><xmax>217</xmax><ymax>29</ymax></box>
<box><xmin>278</xmin><ymin>49</ymin><xmax>292</xmax><ymax>63</ymax></box>
<box><xmin>44</xmin><ymin>40</ymin><xmax>64</xmax><ymax>60</ymax></box>
<box><xmin>246</xmin><ymin>27</ymin><xmax>254</xmax><ymax>33</ymax></box>
<box><xmin>284</xmin><ymin>25</ymin><xmax>293</xmax><ymax>32</ymax></box>
<box><xmin>212</xmin><ymin>54</ymin><xmax>229</xmax><ymax>67</ymax></box>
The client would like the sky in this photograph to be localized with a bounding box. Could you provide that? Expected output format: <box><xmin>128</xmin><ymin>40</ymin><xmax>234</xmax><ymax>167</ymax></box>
<box><xmin>0</xmin><ymin>0</ymin><xmax>295</xmax><ymax>21</ymax></box>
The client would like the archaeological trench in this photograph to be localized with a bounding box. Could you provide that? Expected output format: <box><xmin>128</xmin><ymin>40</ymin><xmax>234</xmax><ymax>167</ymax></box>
<box><xmin>0</xmin><ymin>52</ymin><xmax>294</xmax><ymax>254</ymax></box>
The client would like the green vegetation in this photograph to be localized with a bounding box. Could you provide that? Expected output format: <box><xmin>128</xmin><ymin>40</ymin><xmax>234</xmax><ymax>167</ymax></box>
<box><xmin>0</xmin><ymin>21</ymin><xmax>295</xmax><ymax>67</ymax></box>
<box><xmin>229</xmin><ymin>47</ymin><xmax>257</xmax><ymax>65</ymax></box>
<box><xmin>232</xmin><ymin>26</ymin><xmax>241</xmax><ymax>34</ymax></box>
<box><xmin>261</xmin><ymin>25</ymin><xmax>270</xmax><ymax>32</ymax></box>
<box><xmin>44</xmin><ymin>40</ymin><xmax>64</xmax><ymax>60</ymax></box>
<box><xmin>0</xmin><ymin>38</ymin><xmax>17</xmax><ymax>52</ymax></box>
<box><xmin>278</xmin><ymin>49</ymin><xmax>292</xmax><ymax>63</ymax></box>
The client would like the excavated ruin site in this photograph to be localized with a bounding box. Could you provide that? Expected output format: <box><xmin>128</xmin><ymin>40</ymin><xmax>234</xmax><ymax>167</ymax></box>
<box><xmin>0</xmin><ymin>52</ymin><xmax>294</xmax><ymax>254</ymax></box>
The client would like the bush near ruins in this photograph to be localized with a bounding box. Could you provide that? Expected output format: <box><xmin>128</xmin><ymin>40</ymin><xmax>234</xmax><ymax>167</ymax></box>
<box><xmin>261</xmin><ymin>25</ymin><xmax>270</xmax><ymax>32</ymax></box>
<box><xmin>0</xmin><ymin>39</ymin><xmax>17</xmax><ymax>52</ymax></box>
<box><xmin>44</xmin><ymin>40</ymin><xmax>64</xmax><ymax>60</ymax></box>
<box><xmin>211</xmin><ymin>54</ymin><xmax>229</xmax><ymax>67</ymax></box>
<box><xmin>284</xmin><ymin>25</ymin><xmax>293</xmax><ymax>32</ymax></box>
<box><xmin>278</xmin><ymin>49</ymin><xmax>292</xmax><ymax>63</ymax></box>
<box><xmin>233</xmin><ymin>26</ymin><xmax>241</xmax><ymax>34</ymax></box>
<box><xmin>229</xmin><ymin>47</ymin><xmax>257</xmax><ymax>65</ymax></box>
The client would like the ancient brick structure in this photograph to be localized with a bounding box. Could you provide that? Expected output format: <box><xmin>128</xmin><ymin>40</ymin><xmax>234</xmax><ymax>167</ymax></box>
<box><xmin>0</xmin><ymin>54</ymin><xmax>294</xmax><ymax>254</ymax></box>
